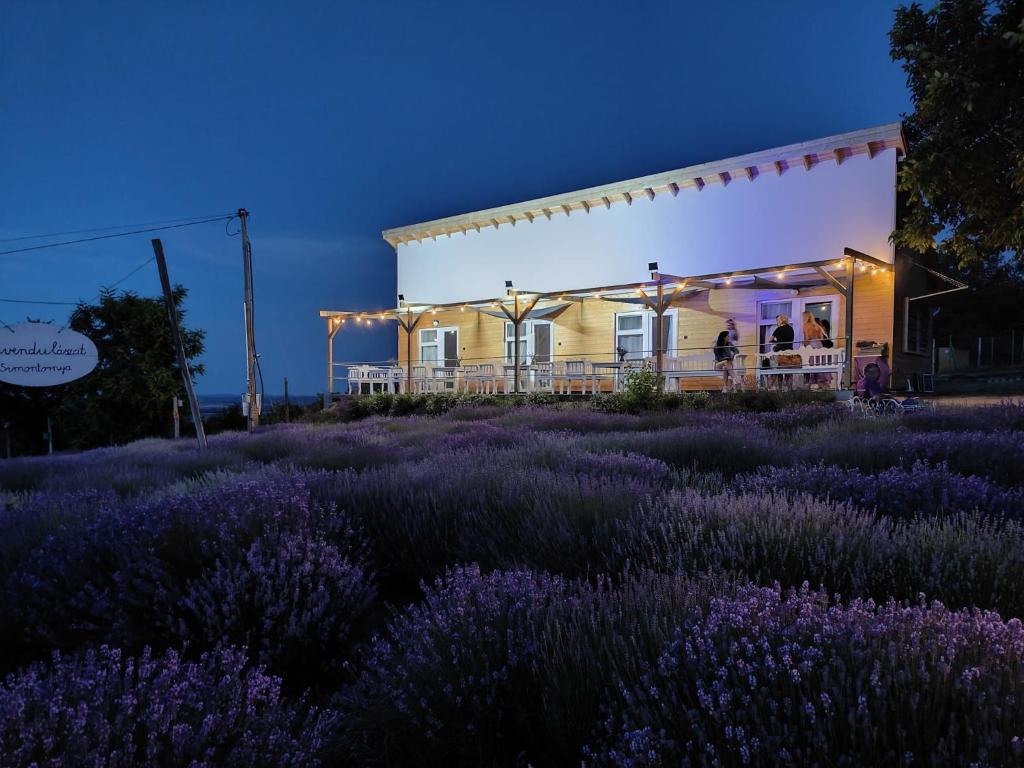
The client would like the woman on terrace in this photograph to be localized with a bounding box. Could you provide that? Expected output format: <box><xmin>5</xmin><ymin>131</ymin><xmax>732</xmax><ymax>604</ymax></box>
<box><xmin>713</xmin><ymin>330</ymin><xmax>740</xmax><ymax>393</ymax></box>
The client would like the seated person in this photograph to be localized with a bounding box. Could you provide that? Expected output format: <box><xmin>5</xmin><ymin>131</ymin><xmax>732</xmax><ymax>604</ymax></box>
<box><xmin>856</xmin><ymin>362</ymin><xmax>884</xmax><ymax>400</ymax></box>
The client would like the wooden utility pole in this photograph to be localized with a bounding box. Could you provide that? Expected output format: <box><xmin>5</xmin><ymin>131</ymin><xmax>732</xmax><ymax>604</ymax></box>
<box><xmin>284</xmin><ymin>377</ymin><xmax>290</xmax><ymax>423</ymax></box>
<box><xmin>152</xmin><ymin>238</ymin><xmax>208</xmax><ymax>450</ymax></box>
<box><xmin>172</xmin><ymin>396</ymin><xmax>181</xmax><ymax>439</ymax></box>
<box><xmin>239</xmin><ymin>208</ymin><xmax>259</xmax><ymax>430</ymax></box>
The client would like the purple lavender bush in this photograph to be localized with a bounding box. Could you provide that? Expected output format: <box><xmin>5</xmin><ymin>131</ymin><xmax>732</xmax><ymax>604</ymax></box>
<box><xmin>4</xmin><ymin>469</ymin><xmax>376</xmax><ymax>687</ymax></box>
<box><xmin>899</xmin><ymin>401</ymin><xmax>1024</xmax><ymax>433</ymax></box>
<box><xmin>599</xmin><ymin>489</ymin><xmax>1024</xmax><ymax>616</ymax></box>
<box><xmin>317</xmin><ymin>447</ymin><xmax>670</xmax><ymax>595</ymax></box>
<box><xmin>337</xmin><ymin>565</ymin><xmax>570</xmax><ymax>765</ymax></box>
<box><xmin>801</xmin><ymin>427</ymin><xmax>1024</xmax><ymax>485</ymax></box>
<box><xmin>0</xmin><ymin>645</ymin><xmax>334</xmax><ymax>767</ymax></box>
<box><xmin>172</xmin><ymin>529</ymin><xmax>376</xmax><ymax>690</ymax></box>
<box><xmin>745</xmin><ymin>460</ymin><xmax>1024</xmax><ymax>519</ymax></box>
<box><xmin>588</xmin><ymin>584</ymin><xmax>1024</xmax><ymax>767</ymax></box>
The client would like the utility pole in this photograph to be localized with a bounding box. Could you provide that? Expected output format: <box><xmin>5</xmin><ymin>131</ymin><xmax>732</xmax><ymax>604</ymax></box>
<box><xmin>172</xmin><ymin>396</ymin><xmax>181</xmax><ymax>439</ymax></box>
<box><xmin>152</xmin><ymin>238</ymin><xmax>208</xmax><ymax>450</ymax></box>
<box><xmin>284</xmin><ymin>377</ymin><xmax>290</xmax><ymax>423</ymax></box>
<box><xmin>239</xmin><ymin>208</ymin><xmax>259</xmax><ymax>430</ymax></box>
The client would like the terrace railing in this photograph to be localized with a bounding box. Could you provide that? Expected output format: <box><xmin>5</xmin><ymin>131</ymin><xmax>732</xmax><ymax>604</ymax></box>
<box><xmin>329</xmin><ymin>338</ymin><xmax>853</xmax><ymax>398</ymax></box>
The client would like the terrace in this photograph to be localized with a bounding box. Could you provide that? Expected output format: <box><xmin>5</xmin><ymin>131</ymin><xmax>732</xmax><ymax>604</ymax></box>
<box><xmin>320</xmin><ymin>247</ymin><xmax>895</xmax><ymax>405</ymax></box>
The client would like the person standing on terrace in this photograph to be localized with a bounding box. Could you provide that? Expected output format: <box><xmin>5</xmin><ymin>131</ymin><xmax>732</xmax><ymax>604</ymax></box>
<box><xmin>713</xmin><ymin>330</ymin><xmax>740</xmax><ymax>393</ymax></box>
<box><xmin>802</xmin><ymin>311</ymin><xmax>828</xmax><ymax>388</ymax></box>
<box><xmin>769</xmin><ymin>314</ymin><xmax>795</xmax><ymax>389</ymax></box>
<box><xmin>769</xmin><ymin>315</ymin><xmax>794</xmax><ymax>351</ymax></box>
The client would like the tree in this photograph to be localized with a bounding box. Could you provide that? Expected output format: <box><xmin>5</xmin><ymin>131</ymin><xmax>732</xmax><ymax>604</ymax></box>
<box><xmin>55</xmin><ymin>288</ymin><xmax>205</xmax><ymax>449</ymax></box>
<box><xmin>890</xmin><ymin>0</ymin><xmax>1024</xmax><ymax>267</ymax></box>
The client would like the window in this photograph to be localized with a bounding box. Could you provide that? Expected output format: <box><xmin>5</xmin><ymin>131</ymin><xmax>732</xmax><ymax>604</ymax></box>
<box><xmin>904</xmin><ymin>299</ymin><xmax>928</xmax><ymax>354</ymax></box>
<box><xmin>504</xmin><ymin>320</ymin><xmax>553</xmax><ymax>363</ymax></box>
<box><xmin>419</xmin><ymin>329</ymin><xmax>438</xmax><ymax>363</ymax></box>
<box><xmin>757</xmin><ymin>296</ymin><xmax>839</xmax><ymax>352</ymax></box>
<box><xmin>615</xmin><ymin>310</ymin><xmax>677</xmax><ymax>360</ymax></box>
<box><xmin>758</xmin><ymin>300</ymin><xmax>793</xmax><ymax>353</ymax></box>
<box><xmin>420</xmin><ymin>327</ymin><xmax>458</xmax><ymax>366</ymax></box>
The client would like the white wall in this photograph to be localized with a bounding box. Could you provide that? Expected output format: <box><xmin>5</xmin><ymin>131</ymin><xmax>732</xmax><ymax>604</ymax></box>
<box><xmin>397</xmin><ymin>149</ymin><xmax>896</xmax><ymax>304</ymax></box>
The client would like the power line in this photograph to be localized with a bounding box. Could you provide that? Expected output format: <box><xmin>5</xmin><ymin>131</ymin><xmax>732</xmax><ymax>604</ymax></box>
<box><xmin>0</xmin><ymin>213</ymin><xmax>236</xmax><ymax>244</ymax></box>
<box><xmin>0</xmin><ymin>255</ymin><xmax>159</xmax><ymax>309</ymax></box>
<box><xmin>0</xmin><ymin>215</ymin><xmax>234</xmax><ymax>257</ymax></box>
<box><xmin>0</xmin><ymin>297</ymin><xmax>78</xmax><ymax>306</ymax></box>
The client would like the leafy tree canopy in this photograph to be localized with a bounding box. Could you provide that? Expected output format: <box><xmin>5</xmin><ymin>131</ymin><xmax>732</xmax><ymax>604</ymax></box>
<box><xmin>890</xmin><ymin>0</ymin><xmax>1024</xmax><ymax>267</ymax></box>
<box><xmin>0</xmin><ymin>287</ymin><xmax>204</xmax><ymax>453</ymax></box>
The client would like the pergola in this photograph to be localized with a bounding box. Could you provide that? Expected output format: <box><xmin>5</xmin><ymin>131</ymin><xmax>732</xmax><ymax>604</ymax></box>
<box><xmin>319</xmin><ymin>247</ymin><xmax>894</xmax><ymax>406</ymax></box>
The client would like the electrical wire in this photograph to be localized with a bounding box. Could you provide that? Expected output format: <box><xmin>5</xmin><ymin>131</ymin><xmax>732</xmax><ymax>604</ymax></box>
<box><xmin>0</xmin><ymin>215</ymin><xmax>234</xmax><ymax>257</ymax></box>
<box><xmin>0</xmin><ymin>256</ymin><xmax>158</xmax><ymax>309</ymax></box>
<box><xmin>0</xmin><ymin>298</ymin><xmax>78</xmax><ymax>306</ymax></box>
<box><xmin>0</xmin><ymin>213</ymin><xmax>236</xmax><ymax>244</ymax></box>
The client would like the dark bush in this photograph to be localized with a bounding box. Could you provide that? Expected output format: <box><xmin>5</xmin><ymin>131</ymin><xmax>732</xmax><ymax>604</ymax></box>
<box><xmin>0</xmin><ymin>645</ymin><xmax>334</xmax><ymax>767</ymax></box>
<box><xmin>588</xmin><ymin>585</ymin><xmax>1024</xmax><ymax>767</ymax></box>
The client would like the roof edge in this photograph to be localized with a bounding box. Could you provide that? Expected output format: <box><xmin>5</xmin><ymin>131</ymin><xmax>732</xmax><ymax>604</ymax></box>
<box><xmin>381</xmin><ymin>122</ymin><xmax>904</xmax><ymax>246</ymax></box>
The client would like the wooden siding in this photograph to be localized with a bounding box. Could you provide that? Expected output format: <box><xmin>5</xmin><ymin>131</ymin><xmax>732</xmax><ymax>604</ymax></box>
<box><xmin>397</xmin><ymin>273</ymin><xmax>896</xmax><ymax>388</ymax></box>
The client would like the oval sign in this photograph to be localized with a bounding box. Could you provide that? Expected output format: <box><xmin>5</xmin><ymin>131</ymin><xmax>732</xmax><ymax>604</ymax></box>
<box><xmin>0</xmin><ymin>322</ymin><xmax>99</xmax><ymax>387</ymax></box>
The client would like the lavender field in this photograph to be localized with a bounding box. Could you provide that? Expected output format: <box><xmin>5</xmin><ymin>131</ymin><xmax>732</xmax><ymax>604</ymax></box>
<box><xmin>2</xmin><ymin>401</ymin><xmax>1024</xmax><ymax>766</ymax></box>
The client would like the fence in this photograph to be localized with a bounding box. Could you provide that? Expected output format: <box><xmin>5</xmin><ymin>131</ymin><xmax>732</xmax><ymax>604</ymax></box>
<box><xmin>326</xmin><ymin>338</ymin><xmax>859</xmax><ymax>400</ymax></box>
<box><xmin>936</xmin><ymin>332</ymin><xmax>1024</xmax><ymax>372</ymax></box>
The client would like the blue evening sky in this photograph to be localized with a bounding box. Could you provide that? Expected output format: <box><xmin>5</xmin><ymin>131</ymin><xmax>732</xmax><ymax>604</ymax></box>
<box><xmin>0</xmin><ymin>1</ymin><xmax>911</xmax><ymax>395</ymax></box>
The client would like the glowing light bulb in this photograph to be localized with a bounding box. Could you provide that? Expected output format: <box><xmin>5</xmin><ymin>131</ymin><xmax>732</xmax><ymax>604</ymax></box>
<box><xmin>725</xmin><ymin>277</ymin><xmax>732</xmax><ymax>285</ymax></box>
<box><xmin>777</xmin><ymin>272</ymin><xmax>785</xmax><ymax>280</ymax></box>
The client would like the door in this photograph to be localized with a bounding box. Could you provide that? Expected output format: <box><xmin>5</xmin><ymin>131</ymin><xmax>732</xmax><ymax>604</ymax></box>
<box><xmin>802</xmin><ymin>298</ymin><xmax>837</xmax><ymax>345</ymax></box>
<box><xmin>420</xmin><ymin>327</ymin><xmax>459</xmax><ymax>365</ymax></box>
<box><xmin>532</xmin><ymin>322</ymin><xmax>552</xmax><ymax>363</ymax></box>
<box><xmin>505</xmin><ymin>320</ymin><xmax>553</xmax><ymax>363</ymax></box>
<box><xmin>757</xmin><ymin>300</ymin><xmax>795</xmax><ymax>353</ymax></box>
<box><xmin>442</xmin><ymin>328</ymin><xmax>459</xmax><ymax>366</ymax></box>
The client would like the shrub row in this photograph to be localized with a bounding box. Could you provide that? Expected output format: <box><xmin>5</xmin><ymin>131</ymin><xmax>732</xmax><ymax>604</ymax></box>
<box><xmin>0</xmin><ymin>646</ymin><xmax>333</xmax><ymax>768</ymax></box>
<box><xmin>339</xmin><ymin>567</ymin><xmax>1024</xmax><ymax>766</ymax></box>
<box><xmin>1</xmin><ymin>470</ymin><xmax>376</xmax><ymax>690</ymax></box>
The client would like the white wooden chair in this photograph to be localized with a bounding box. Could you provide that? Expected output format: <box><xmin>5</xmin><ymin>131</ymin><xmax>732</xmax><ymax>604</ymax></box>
<box><xmin>387</xmin><ymin>366</ymin><xmax>406</xmax><ymax>393</ymax></box>
<box><xmin>466</xmin><ymin>363</ymin><xmax>498</xmax><ymax>394</ymax></box>
<box><xmin>558</xmin><ymin>360</ymin><xmax>590</xmax><ymax>394</ymax></box>
<box><xmin>347</xmin><ymin>366</ymin><xmax>363</xmax><ymax>395</ymax></box>
<box><xmin>532</xmin><ymin>361</ymin><xmax>555</xmax><ymax>393</ymax></box>
<box><xmin>431</xmin><ymin>366</ymin><xmax>459</xmax><ymax>392</ymax></box>
<box><xmin>412</xmin><ymin>365</ymin><xmax>431</xmax><ymax>393</ymax></box>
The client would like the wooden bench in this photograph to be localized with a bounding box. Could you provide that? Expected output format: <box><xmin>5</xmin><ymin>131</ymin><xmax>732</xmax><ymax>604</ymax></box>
<box><xmin>758</xmin><ymin>347</ymin><xmax>845</xmax><ymax>389</ymax></box>
<box><xmin>655</xmin><ymin>354</ymin><xmax>749</xmax><ymax>393</ymax></box>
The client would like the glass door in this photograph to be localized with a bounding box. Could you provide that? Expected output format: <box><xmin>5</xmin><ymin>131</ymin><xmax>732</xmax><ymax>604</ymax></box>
<box><xmin>757</xmin><ymin>300</ymin><xmax>795</xmax><ymax>353</ymax></box>
<box><xmin>420</xmin><ymin>327</ymin><xmax>459</xmax><ymax>365</ymax></box>
<box><xmin>505</xmin><ymin>321</ymin><xmax>552</xmax><ymax>363</ymax></box>
<box><xmin>532</xmin><ymin>322</ymin><xmax>552</xmax><ymax>363</ymax></box>
<box><xmin>442</xmin><ymin>329</ymin><xmax>459</xmax><ymax>366</ymax></box>
<box><xmin>801</xmin><ymin>298</ymin><xmax>837</xmax><ymax>345</ymax></box>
